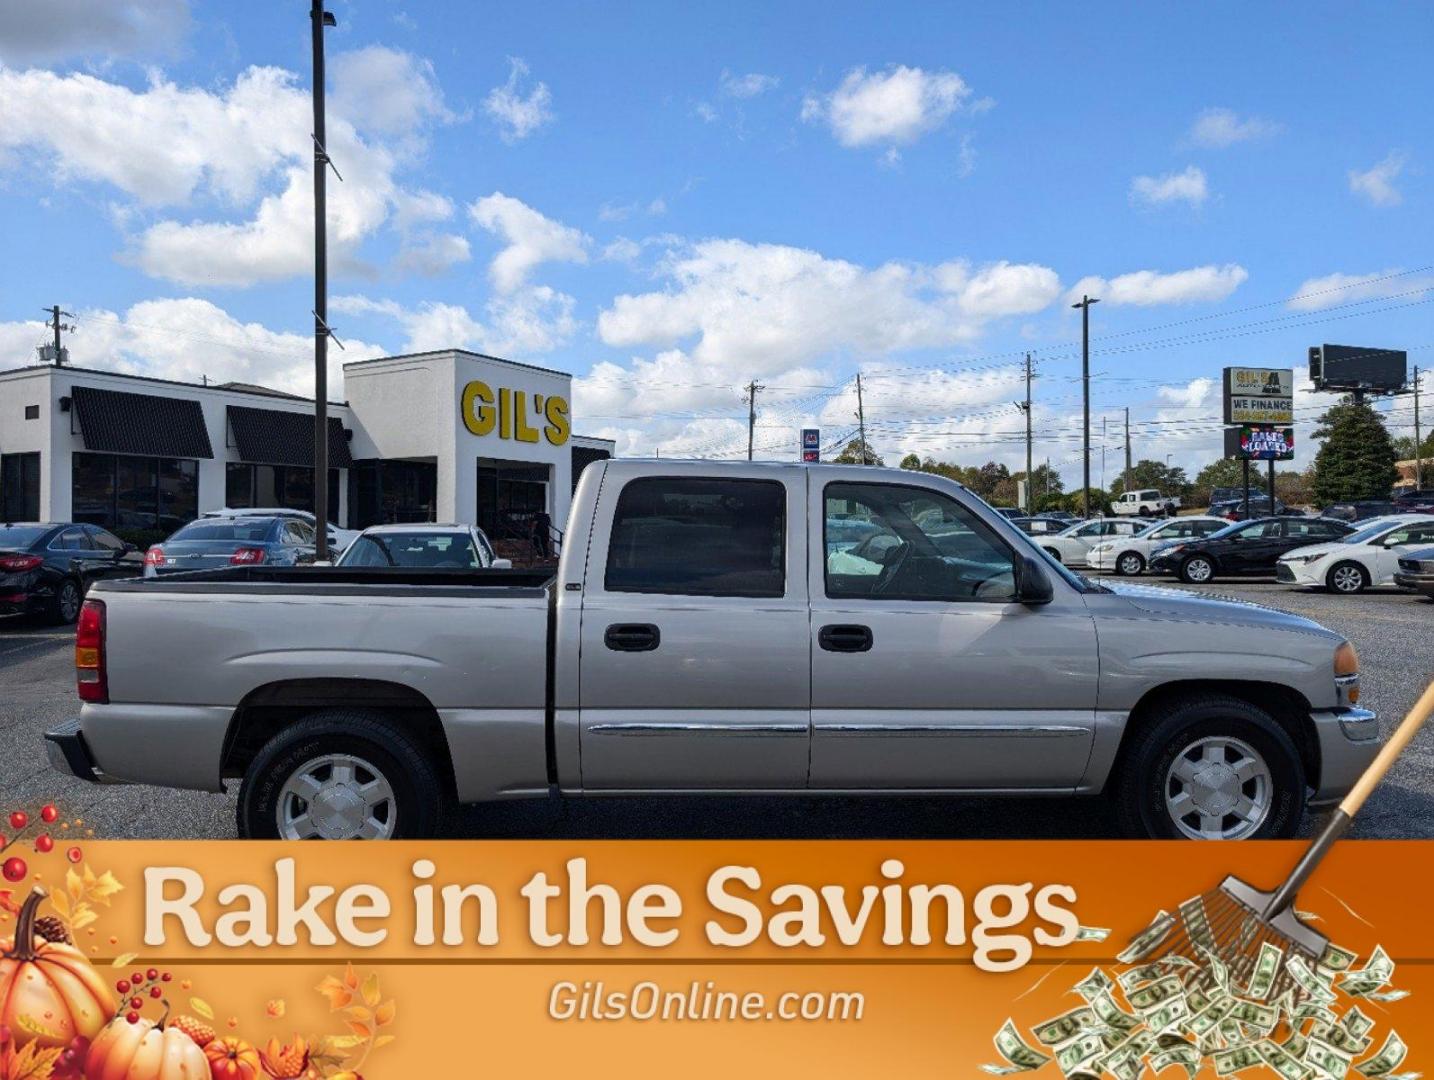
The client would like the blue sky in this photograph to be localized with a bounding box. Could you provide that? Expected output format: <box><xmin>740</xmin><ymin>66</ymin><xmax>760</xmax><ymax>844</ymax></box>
<box><xmin>1</xmin><ymin>0</ymin><xmax>1429</xmax><ymax>480</ymax></box>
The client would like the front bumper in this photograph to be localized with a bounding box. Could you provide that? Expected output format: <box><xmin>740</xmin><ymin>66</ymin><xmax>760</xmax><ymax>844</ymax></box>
<box><xmin>1086</xmin><ymin>550</ymin><xmax>1114</xmax><ymax>571</ymax></box>
<box><xmin>1276</xmin><ymin>560</ymin><xmax>1323</xmax><ymax>586</ymax></box>
<box><xmin>1394</xmin><ymin>572</ymin><xmax>1434</xmax><ymax>596</ymax></box>
<box><xmin>1147</xmin><ymin>555</ymin><xmax>1179</xmax><ymax>575</ymax></box>
<box><xmin>1308</xmin><ymin>706</ymin><xmax>1380</xmax><ymax>806</ymax></box>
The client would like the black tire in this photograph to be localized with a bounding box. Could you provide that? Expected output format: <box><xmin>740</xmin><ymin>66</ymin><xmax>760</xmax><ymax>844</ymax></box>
<box><xmin>1114</xmin><ymin>551</ymin><xmax>1145</xmax><ymax>577</ymax></box>
<box><xmin>48</xmin><ymin>577</ymin><xmax>82</xmax><ymax>625</ymax></box>
<box><xmin>237</xmin><ymin>710</ymin><xmax>446</xmax><ymax>839</ymax></box>
<box><xmin>1113</xmin><ymin>694</ymin><xmax>1305</xmax><ymax>840</ymax></box>
<box><xmin>1326</xmin><ymin>561</ymin><xmax>1369</xmax><ymax>595</ymax></box>
<box><xmin>1138</xmin><ymin>506</ymin><xmax>1151</xmax><ymax>517</ymax></box>
<box><xmin>1179</xmin><ymin>555</ymin><xmax>1216</xmax><ymax>584</ymax></box>
<box><xmin>1043</xmin><ymin>547</ymin><xmax>1062</xmax><ymax>562</ymax></box>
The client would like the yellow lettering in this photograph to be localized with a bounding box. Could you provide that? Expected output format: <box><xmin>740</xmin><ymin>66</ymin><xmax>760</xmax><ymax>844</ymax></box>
<box><xmin>544</xmin><ymin>395</ymin><xmax>571</xmax><ymax>446</ymax></box>
<box><xmin>461</xmin><ymin>381</ymin><xmax>496</xmax><ymax>436</ymax></box>
<box><xmin>513</xmin><ymin>391</ymin><xmax>541</xmax><ymax>443</ymax></box>
<box><xmin>498</xmin><ymin>388</ymin><xmax>514</xmax><ymax>440</ymax></box>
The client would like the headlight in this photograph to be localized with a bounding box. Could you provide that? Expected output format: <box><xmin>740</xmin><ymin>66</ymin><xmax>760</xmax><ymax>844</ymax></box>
<box><xmin>1158</xmin><ymin>544</ymin><xmax>1185</xmax><ymax>556</ymax></box>
<box><xmin>1090</xmin><ymin>544</ymin><xmax>1111</xmax><ymax>553</ymax></box>
<box><xmin>1281</xmin><ymin>554</ymin><xmax>1316</xmax><ymax>564</ymax></box>
<box><xmin>1334</xmin><ymin>641</ymin><xmax>1360</xmax><ymax>705</ymax></box>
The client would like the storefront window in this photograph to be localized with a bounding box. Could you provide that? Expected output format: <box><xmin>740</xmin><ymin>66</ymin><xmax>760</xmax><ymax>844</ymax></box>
<box><xmin>224</xmin><ymin>463</ymin><xmax>340</xmax><ymax>518</ymax></box>
<box><xmin>1</xmin><ymin>452</ymin><xmax>42</xmax><ymax>521</ymax></box>
<box><xmin>225</xmin><ymin>462</ymin><xmax>251</xmax><ymax>508</ymax></box>
<box><xmin>348</xmin><ymin>460</ymin><xmax>437</xmax><ymax>529</ymax></box>
<box><xmin>476</xmin><ymin>459</ymin><xmax>549</xmax><ymax>540</ymax></box>
<box><xmin>71</xmin><ymin>452</ymin><xmax>198</xmax><ymax>534</ymax></box>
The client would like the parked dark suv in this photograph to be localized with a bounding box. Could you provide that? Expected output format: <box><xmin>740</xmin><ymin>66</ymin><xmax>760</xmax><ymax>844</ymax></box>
<box><xmin>1392</xmin><ymin>489</ymin><xmax>1434</xmax><ymax>513</ymax></box>
<box><xmin>1149</xmin><ymin>516</ymin><xmax>1354</xmax><ymax>584</ymax></box>
<box><xmin>1321</xmin><ymin>500</ymin><xmax>1398</xmax><ymax>523</ymax></box>
<box><xmin>0</xmin><ymin>523</ymin><xmax>142</xmax><ymax>624</ymax></box>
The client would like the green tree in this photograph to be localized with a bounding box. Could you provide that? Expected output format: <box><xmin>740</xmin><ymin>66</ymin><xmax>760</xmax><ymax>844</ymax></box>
<box><xmin>1392</xmin><ymin>432</ymin><xmax>1434</xmax><ymax>462</ymax></box>
<box><xmin>1311</xmin><ymin>400</ymin><xmax>1400</xmax><ymax>506</ymax></box>
<box><xmin>1192</xmin><ymin>458</ymin><xmax>1263</xmax><ymax>506</ymax></box>
<box><xmin>899</xmin><ymin>453</ymin><xmax>922</xmax><ymax>470</ymax></box>
<box><xmin>833</xmin><ymin>438</ymin><xmax>884</xmax><ymax>466</ymax></box>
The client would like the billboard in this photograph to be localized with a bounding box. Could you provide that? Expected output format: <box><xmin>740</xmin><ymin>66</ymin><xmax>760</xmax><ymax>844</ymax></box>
<box><xmin>1309</xmin><ymin>344</ymin><xmax>1408</xmax><ymax>393</ymax></box>
<box><xmin>1222</xmin><ymin>366</ymin><xmax>1293</xmax><ymax>423</ymax></box>
<box><xmin>1225</xmin><ymin>424</ymin><xmax>1295</xmax><ymax>461</ymax></box>
<box><xmin>801</xmin><ymin>428</ymin><xmax>820</xmax><ymax>463</ymax></box>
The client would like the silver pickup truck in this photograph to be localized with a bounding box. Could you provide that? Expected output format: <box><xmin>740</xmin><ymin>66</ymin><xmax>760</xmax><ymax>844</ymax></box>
<box><xmin>46</xmin><ymin>460</ymin><xmax>1379</xmax><ymax>840</ymax></box>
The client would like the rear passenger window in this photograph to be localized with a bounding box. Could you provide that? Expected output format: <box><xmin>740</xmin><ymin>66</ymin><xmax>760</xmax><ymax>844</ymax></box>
<box><xmin>605</xmin><ymin>477</ymin><xmax>786</xmax><ymax>598</ymax></box>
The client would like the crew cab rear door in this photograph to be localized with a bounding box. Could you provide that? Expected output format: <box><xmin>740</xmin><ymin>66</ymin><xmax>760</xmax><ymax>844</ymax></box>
<box><xmin>576</xmin><ymin>464</ymin><xmax>811</xmax><ymax>789</ymax></box>
<box><xmin>807</xmin><ymin>473</ymin><xmax>1099</xmax><ymax>790</ymax></box>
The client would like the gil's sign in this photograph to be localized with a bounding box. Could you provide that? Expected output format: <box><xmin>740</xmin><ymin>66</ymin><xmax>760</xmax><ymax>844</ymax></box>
<box><xmin>1222</xmin><ymin>367</ymin><xmax>1294</xmax><ymax>424</ymax></box>
<box><xmin>460</xmin><ymin>381</ymin><xmax>570</xmax><ymax>445</ymax></box>
<box><xmin>1225</xmin><ymin>424</ymin><xmax>1295</xmax><ymax>461</ymax></box>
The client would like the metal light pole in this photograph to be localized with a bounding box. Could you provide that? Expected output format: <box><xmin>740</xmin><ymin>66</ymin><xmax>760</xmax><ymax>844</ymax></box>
<box><xmin>310</xmin><ymin>0</ymin><xmax>337</xmax><ymax>560</ymax></box>
<box><xmin>1071</xmin><ymin>295</ymin><xmax>1099</xmax><ymax>516</ymax></box>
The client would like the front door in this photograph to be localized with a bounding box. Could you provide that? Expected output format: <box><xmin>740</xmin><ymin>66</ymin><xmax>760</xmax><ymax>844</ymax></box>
<box><xmin>1373</xmin><ymin>520</ymin><xmax>1434</xmax><ymax>584</ymax></box>
<box><xmin>577</xmin><ymin>469</ymin><xmax>810</xmax><ymax>789</ymax></box>
<box><xmin>1222</xmin><ymin>519</ymin><xmax>1285</xmax><ymax>573</ymax></box>
<box><xmin>808</xmin><ymin>478</ymin><xmax>1099</xmax><ymax>790</ymax></box>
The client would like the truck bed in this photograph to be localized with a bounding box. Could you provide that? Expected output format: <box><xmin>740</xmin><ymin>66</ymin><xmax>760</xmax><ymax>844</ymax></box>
<box><xmin>99</xmin><ymin>565</ymin><xmax>555</xmax><ymax>594</ymax></box>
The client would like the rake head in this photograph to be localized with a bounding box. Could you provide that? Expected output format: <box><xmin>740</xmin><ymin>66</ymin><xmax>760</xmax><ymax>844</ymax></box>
<box><xmin>1145</xmin><ymin>877</ymin><xmax>1329</xmax><ymax>1004</ymax></box>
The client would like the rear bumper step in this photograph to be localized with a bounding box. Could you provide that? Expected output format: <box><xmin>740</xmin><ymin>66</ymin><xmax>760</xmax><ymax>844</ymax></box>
<box><xmin>44</xmin><ymin>719</ymin><xmax>115</xmax><ymax>784</ymax></box>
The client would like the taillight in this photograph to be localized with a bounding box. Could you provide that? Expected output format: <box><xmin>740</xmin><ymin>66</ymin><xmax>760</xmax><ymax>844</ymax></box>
<box><xmin>75</xmin><ymin>599</ymin><xmax>107</xmax><ymax>704</ymax></box>
<box><xmin>0</xmin><ymin>553</ymin><xmax>42</xmax><ymax>572</ymax></box>
<box><xmin>230</xmin><ymin>546</ymin><xmax>266</xmax><ymax>565</ymax></box>
<box><xmin>143</xmin><ymin>545</ymin><xmax>165</xmax><ymax>567</ymax></box>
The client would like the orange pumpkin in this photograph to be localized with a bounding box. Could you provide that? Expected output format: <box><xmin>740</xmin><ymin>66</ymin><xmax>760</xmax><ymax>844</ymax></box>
<box><xmin>0</xmin><ymin>888</ymin><xmax>115</xmax><ymax>1050</ymax></box>
<box><xmin>204</xmin><ymin>1036</ymin><xmax>261</xmax><ymax>1080</ymax></box>
<box><xmin>85</xmin><ymin>1014</ymin><xmax>208</xmax><ymax>1080</ymax></box>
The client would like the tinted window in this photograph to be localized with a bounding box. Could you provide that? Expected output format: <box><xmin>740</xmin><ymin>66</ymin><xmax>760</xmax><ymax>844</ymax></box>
<box><xmin>282</xmin><ymin>521</ymin><xmax>312</xmax><ymax>544</ymax></box>
<box><xmin>87</xmin><ymin>527</ymin><xmax>125</xmax><ymax>552</ymax></box>
<box><xmin>0</xmin><ymin>525</ymin><xmax>50</xmax><ymax>548</ymax></box>
<box><xmin>824</xmin><ymin>482</ymin><xmax>1016</xmax><ymax>602</ymax></box>
<box><xmin>1234</xmin><ymin>521</ymin><xmax>1280</xmax><ymax>540</ymax></box>
<box><xmin>606</xmin><ymin>477</ymin><xmax>785</xmax><ymax>598</ymax></box>
<box><xmin>170</xmin><ymin>520</ymin><xmax>276</xmax><ymax>542</ymax></box>
<box><xmin>343</xmin><ymin>532</ymin><xmax>483</xmax><ymax>568</ymax></box>
<box><xmin>54</xmin><ymin>527</ymin><xmax>86</xmax><ymax>550</ymax></box>
<box><xmin>1385</xmin><ymin>522</ymin><xmax>1434</xmax><ymax>546</ymax></box>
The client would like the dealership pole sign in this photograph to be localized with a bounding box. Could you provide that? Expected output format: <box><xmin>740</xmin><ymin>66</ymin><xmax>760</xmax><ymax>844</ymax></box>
<box><xmin>1222</xmin><ymin>366</ymin><xmax>1294</xmax><ymax>424</ymax></box>
<box><xmin>801</xmin><ymin>428</ymin><xmax>820</xmax><ymax>462</ymax></box>
<box><xmin>1224</xmin><ymin>424</ymin><xmax>1295</xmax><ymax>461</ymax></box>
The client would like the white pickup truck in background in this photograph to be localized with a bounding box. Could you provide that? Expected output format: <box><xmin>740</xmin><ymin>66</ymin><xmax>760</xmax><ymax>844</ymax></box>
<box><xmin>1113</xmin><ymin>489</ymin><xmax>1181</xmax><ymax>517</ymax></box>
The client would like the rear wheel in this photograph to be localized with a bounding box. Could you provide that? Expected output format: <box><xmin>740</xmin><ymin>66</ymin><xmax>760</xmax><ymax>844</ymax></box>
<box><xmin>48</xmin><ymin>578</ymin><xmax>82</xmax><ymax>625</ymax></box>
<box><xmin>1115</xmin><ymin>551</ymin><xmax>1145</xmax><ymax>576</ymax></box>
<box><xmin>1326</xmin><ymin>561</ymin><xmax>1369</xmax><ymax>595</ymax></box>
<box><xmin>1179</xmin><ymin>555</ymin><xmax>1215</xmax><ymax>584</ymax></box>
<box><xmin>1114</xmin><ymin>695</ymin><xmax>1305</xmax><ymax>839</ymax></box>
<box><xmin>237</xmin><ymin>710</ymin><xmax>445</xmax><ymax>839</ymax></box>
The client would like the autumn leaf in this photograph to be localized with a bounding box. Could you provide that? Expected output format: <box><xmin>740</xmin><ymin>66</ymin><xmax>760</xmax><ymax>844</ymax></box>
<box><xmin>47</xmin><ymin>891</ymin><xmax>69</xmax><ymax>920</ymax></box>
<box><xmin>111</xmin><ymin>952</ymin><xmax>138</xmax><ymax>968</ymax></box>
<box><xmin>87</xmin><ymin>869</ymin><xmax>124</xmax><ymax>904</ymax></box>
<box><xmin>65</xmin><ymin>869</ymin><xmax>84</xmax><ymax>904</ymax></box>
<box><xmin>71</xmin><ymin>908</ymin><xmax>98</xmax><ymax>931</ymax></box>
<box><xmin>0</xmin><ymin>890</ymin><xmax>20</xmax><ymax>917</ymax></box>
<box><xmin>360</xmin><ymin>972</ymin><xmax>381</xmax><ymax>1008</ymax></box>
<box><xmin>315</xmin><ymin>975</ymin><xmax>353</xmax><ymax>1011</ymax></box>
<box><xmin>374</xmin><ymin>1000</ymin><xmax>396</xmax><ymax>1027</ymax></box>
<box><xmin>342</xmin><ymin>1006</ymin><xmax>371</xmax><ymax>1025</ymax></box>
<box><xmin>321</xmin><ymin>1035</ymin><xmax>365</xmax><ymax>1053</ymax></box>
<box><xmin>266</xmin><ymin>999</ymin><xmax>286</xmax><ymax>1019</ymax></box>
<box><xmin>373</xmin><ymin>1034</ymin><xmax>396</xmax><ymax>1049</ymax></box>
<box><xmin>2</xmin><ymin>1041</ymin><xmax>64</xmax><ymax>1080</ymax></box>
<box><xmin>342</xmin><ymin>963</ymin><xmax>359</xmax><ymax>990</ymax></box>
<box><xmin>344</xmin><ymin>1020</ymin><xmax>372</xmax><ymax>1040</ymax></box>
<box><xmin>190</xmin><ymin>997</ymin><xmax>215</xmax><ymax>1020</ymax></box>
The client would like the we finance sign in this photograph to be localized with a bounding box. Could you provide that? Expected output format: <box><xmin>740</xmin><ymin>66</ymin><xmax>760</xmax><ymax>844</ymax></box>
<box><xmin>460</xmin><ymin>380</ymin><xmax>570</xmax><ymax>446</ymax></box>
<box><xmin>1222</xmin><ymin>366</ymin><xmax>1293</xmax><ymax>424</ymax></box>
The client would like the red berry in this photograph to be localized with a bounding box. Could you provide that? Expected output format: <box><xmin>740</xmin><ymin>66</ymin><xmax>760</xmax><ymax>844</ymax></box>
<box><xmin>116</xmin><ymin>980</ymin><xmax>130</xmax><ymax>994</ymax></box>
<box><xmin>129</xmin><ymin>997</ymin><xmax>143</xmax><ymax>1010</ymax></box>
<box><xmin>146</xmin><ymin>968</ymin><xmax>159</xmax><ymax>981</ymax></box>
<box><xmin>150</xmin><ymin>986</ymin><xmax>162</xmax><ymax>999</ymax></box>
<box><xmin>126</xmin><ymin>1012</ymin><xmax>139</xmax><ymax>1024</ymax></box>
<box><xmin>1</xmin><ymin>857</ymin><xmax>26</xmax><ymax>882</ymax></box>
<box><xmin>66</xmin><ymin>846</ymin><xmax>82</xmax><ymax>863</ymax></box>
<box><xmin>35</xmin><ymin>834</ymin><xmax>54</xmax><ymax>853</ymax></box>
<box><xmin>41</xmin><ymin>805</ymin><xmax>59</xmax><ymax>824</ymax></box>
<box><xmin>131</xmin><ymin>972</ymin><xmax>143</xmax><ymax>985</ymax></box>
<box><xmin>161</xmin><ymin>972</ymin><xmax>172</xmax><ymax>982</ymax></box>
<box><xmin>8</xmin><ymin>812</ymin><xmax>26</xmax><ymax>831</ymax></box>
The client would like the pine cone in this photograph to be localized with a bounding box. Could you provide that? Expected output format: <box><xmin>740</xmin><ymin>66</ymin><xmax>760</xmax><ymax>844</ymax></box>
<box><xmin>34</xmin><ymin>915</ymin><xmax>70</xmax><ymax>944</ymax></box>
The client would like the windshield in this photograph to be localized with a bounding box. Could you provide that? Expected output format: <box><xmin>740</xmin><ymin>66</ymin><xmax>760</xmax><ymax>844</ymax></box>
<box><xmin>1343</xmin><ymin>519</ymin><xmax>1399</xmax><ymax>545</ymax></box>
<box><xmin>339</xmin><ymin>532</ymin><xmax>482</xmax><ymax>568</ymax></box>
<box><xmin>169</xmin><ymin>520</ymin><xmax>276</xmax><ymax>542</ymax></box>
<box><xmin>1135</xmin><ymin>520</ymin><xmax>1179</xmax><ymax>539</ymax></box>
<box><xmin>0</xmin><ymin>525</ymin><xmax>49</xmax><ymax>548</ymax></box>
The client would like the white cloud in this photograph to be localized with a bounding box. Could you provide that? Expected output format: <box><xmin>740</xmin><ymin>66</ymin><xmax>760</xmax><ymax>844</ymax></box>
<box><xmin>1068</xmin><ymin>264</ymin><xmax>1248</xmax><ymax>307</ymax></box>
<box><xmin>1188</xmin><ymin>108</ymin><xmax>1279</xmax><ymax>148</ymax></box>
<box><xmin>1348</xmin><ymin>151</ymin><xmax>1407</xmax><ymax>207</ymax></box>
<box><xmin>719</xmin><ymin>70</ymin><xmax>779</xmax><ymax>98</ymax></box>
<box><xmin>0</xmin><ymin>0</ymin><xmax>189</xmax><ymax>64</ymax></box>
<box><xmin>1287</xmin><ymin>268</ymin><xmax>1433</xmax><ymax>311</ymax></box>
<box><xmin>330</xmin><ymin>46</ymin><xmax>456</xmax><ymax>142</ymax></box>
<box><xmin>394</xmin><ymin>232</ymin><xmax>472</xmax><ymax>276</ymax></box>
<box><xmin>0</xmin><ymin>298</ymin><xmax>384</xmax><ymax>396</ymax></box>
<box><xmin>483</xmin><ymin>57</ymin><xmax>553</xmax><ymax>142</ymax></box>
<box><xmin>694</xmin><ymin>101</ymin><xmax>719</xmax><ymax>123</ymax></box>
<box><xmin>1130</xmin><ymin>166</ymin><xmax>1208</xmax><ymax>207</ymax></box>
<box><xmin>936</xmin><ymin>261</ymin><xmax>1063</xmax><ymax>317</ymax></box>
<box><xmin>468</xmin><ymin>192</ymin><xmax>589</xmax><ymax>293</ymax></box>
<box><xmin>802</xmin><ymin>65</ymin><xmax>974</xmax><ymax>148</ymax></box>
<box><xmin>333</xmin><ymin>287</ymin><xmax>577</xmax><ymax>357</ymax></box>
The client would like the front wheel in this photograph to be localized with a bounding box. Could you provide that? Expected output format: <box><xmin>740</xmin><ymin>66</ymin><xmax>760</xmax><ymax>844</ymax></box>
<box><xmin>1326</xmin><ymin>561</ymin><xmax>1369</xmax><ymax>595</ymax></box>
<box><xmin>1114</xmin><ymin>695</ymin><xmax>1305</xmax><ymax>839</ymax></box>
<box><xmin>1179</xmin><ymin>555</ymin><xmax>1215</xmax><ymax>584</ymax></box>
<box><xmin>1043</xmin><ymin>547</ymin><xmax>1063</xmax><ymax>563</ymax></box>
<box><xmin>237</xmin><ymin>710</ymin><xmax>445</xmax><ymax>839</ymax></box>
<box><xmin>1114</xmin><ymin>551</ymin><xmax>1145</xmax><ymax>576</ymax></box>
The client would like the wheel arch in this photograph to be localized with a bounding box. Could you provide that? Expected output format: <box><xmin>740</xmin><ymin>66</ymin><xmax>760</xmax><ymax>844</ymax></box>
<box><xmin>220</xmin><ymin>678</ymin><xmax>457</xmax><ymax>798</ymax></box>
<box><xmin>1108</xmin><ymin>679</ymin><xmax>1318</xmax><ymax>793</ymax></box>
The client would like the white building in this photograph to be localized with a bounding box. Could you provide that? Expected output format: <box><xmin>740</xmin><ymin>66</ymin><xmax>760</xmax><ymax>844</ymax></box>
<box><xmin>0</xmin><ymin>349</ymin><xmax>614</xmax><ymax>547</ymax></box>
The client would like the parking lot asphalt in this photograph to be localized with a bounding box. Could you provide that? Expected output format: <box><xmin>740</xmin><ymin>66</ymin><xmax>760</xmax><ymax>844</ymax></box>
<box><xmin>2</xmin><ymin>578</ymin><xmax>1431</xmax><ymax>840</ymax></box>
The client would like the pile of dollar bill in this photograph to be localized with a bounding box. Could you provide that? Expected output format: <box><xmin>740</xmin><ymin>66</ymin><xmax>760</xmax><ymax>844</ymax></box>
<box><xmin>983</xmin><ymin>902</ymin><xmax>1414</xmax><ymax>1080</ymax></box>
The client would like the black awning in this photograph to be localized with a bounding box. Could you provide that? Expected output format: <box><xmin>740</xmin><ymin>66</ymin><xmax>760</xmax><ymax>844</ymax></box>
<box><xmin>227</xmin><ymin>405</ymin><xmax>354</xmax><ymax>470</ymax></box>
<box><xmin>71</xmin><ymin>385</ymin><xmax>213</xmax><ymax>459</ymax></box>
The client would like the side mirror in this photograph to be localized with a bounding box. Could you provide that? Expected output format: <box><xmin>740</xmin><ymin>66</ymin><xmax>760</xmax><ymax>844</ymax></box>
<box><xmin>491</xmin><ymin>557</ymin><xmax>513</xmax><ymax>570</ymax></box>
<box><xmin>1016</xmin><ymin>555</ymin><xmax>1054</xmax><ymax>606</ymax></box>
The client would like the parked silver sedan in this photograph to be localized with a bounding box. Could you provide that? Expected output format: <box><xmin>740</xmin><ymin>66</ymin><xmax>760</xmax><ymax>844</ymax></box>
<box><xmin>335</xmin><ymin>523</ymin><xmax>510</xmax><ymax>569</ymax></box>
<box><xmin>1036</xmin><ymin>517</ymin><xmax>1155</xmax><ymax>567</ymax></box>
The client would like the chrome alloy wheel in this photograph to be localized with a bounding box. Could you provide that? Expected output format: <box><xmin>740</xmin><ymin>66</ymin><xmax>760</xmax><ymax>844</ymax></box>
<box><xmin>1183</xmin><ymin>557</ymin><xmax>1214</xmax><ymax>583</ymax></box>
<box><xmin>1163</xmin><ymin>735</ymin><xmax>1272</xmax><ymax>840</ymax></box>
<box><xmin>277</xmin><ymin>753</ymin><xmax>397</xmax><ymax>839</ymax></box>
<box><xmin>1117</xmin><ymin>552</ymin><xmax>1144</xmax><ymax>576</ymax></box>
<box><xmin>1329</xmin><ymin>564</ymin><xmax>1366</xmax><ymax>594</ymax></box>
<box><xmin>59</xmin><ymin>581</ymin><xmax>81</xmax><ymax>622</ymax></box>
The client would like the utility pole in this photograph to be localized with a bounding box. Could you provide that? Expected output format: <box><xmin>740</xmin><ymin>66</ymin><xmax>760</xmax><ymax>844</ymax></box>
<box><xmin>310</xmin><ymin>0</ymin><xmax>338</xmax><ymax>560</ymax></box>
<box><xmin>1071</xmin><ymin>294</ymin><xmax>1099</xmax><ymax>516</ymax></box>
<box><xmin>1415</xmin><ymin>365</ymin><xmax>1424</xmax><ymax>489</ymax></box>
<box><xmin>856</xmin><ymin>372</ymin><xmax>868</xmax><ymax>465</ymax></box>
<box><xmin>1101</xmin><ymin>416</ymin><xmax>1107</xmax><ymax>491</ymax></box>
<box><xmin>744</xmin><ymin>379</ymin><xmax>764</xmax><ymax>461</ymax></box>
<box><xmin>1022</xmin><ymin>353</ymin><xmax>1034</xmax><ymax>514</ymax></box>
<box><xmin>43</xmin><ymin>306</ymin><xmax>75</xmax><ymax>365</ymax></box>
<box><xmin>1124</xmin><ymin>406</ymin><xmax>1132</xmax><ymax>492</ymax></box>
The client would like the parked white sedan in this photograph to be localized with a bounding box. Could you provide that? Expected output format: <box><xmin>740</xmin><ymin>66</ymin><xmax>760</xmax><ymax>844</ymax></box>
<box><xmin>1087</xmin><ymin>515</ymin><xmax>1229</xmax><ymax>576</ymax></box>
<box><xmin>335</xmin><ymin>523</ymin><xmax>511</xmax><ymax>569</ymax></box>
<box><xmin>1036</xmin><ymin>517</ymin><xmax>1154</xmax><ymax>567</ymax></box>
<box><xmin>1276</xmin><ymin>514</ymin><xmax>1434</xmax><ymax>593</ymax></box>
